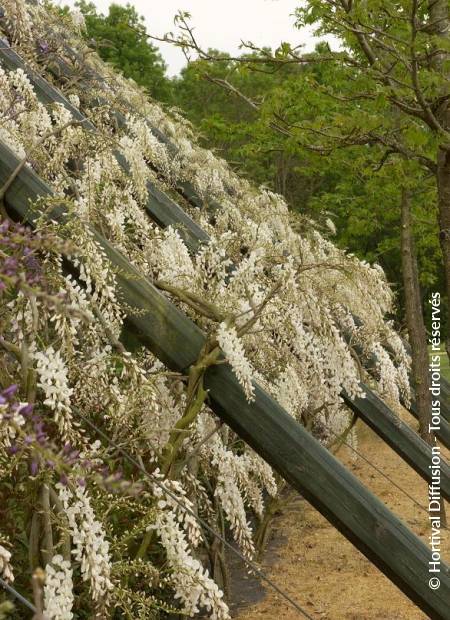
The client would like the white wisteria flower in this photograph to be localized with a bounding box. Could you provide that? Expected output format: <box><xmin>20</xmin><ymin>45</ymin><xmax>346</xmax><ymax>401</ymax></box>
<box><xmin>58</xmin><ymin>485</ymin><xmax>113</xmax><ymax>603</ymax></box>
<box><xmin>0</xmin><ymin>9</ymin><xmax>414</xmax><ymax>618</ymax></box>
<box><xmin>153</xmin><ymin>509</ymin><xmax>230</xmax><ymax>619</ymax></box>
<box><xmin>217</xmin><ymin>322</ymin><xmax>255</xmax><ymax>401</ymax></box>
<box><xmin>34</xmin><ymin>346</ymin><xmax>73</xmax><ymax>437</ymax></box>
<box><xmin>0</xmin><ymin>545</ymin><xmax>14</xmax><ymax>583</ymax></box>
<box><xmin>44</xmin><ymin>555</ymin><xmax>74</xmax><ymax>620</ymax></box>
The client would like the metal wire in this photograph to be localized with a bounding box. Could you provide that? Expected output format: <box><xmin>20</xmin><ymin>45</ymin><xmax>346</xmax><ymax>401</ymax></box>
<box><xmin>0</xmin><ymin>577</ymin><xmax>36</xmax><ymax>613</ymax></box>
<box><xmin>78</xmin><ymin>411</ymin><xmax>315</xmax><ymax>619</ymax></box>
<box><xmin>324</xmin><ymin>421</ymin><xmax>431</xmax><ymax>516</ymax></box>
<box><xmin>0</xmin><ymin>36</ymin><xmax>436</xmax><ymax>619</ymax></box>
<box><xmin>0</xmin><ymin>416</ymin><xmax>436</xmax><ymax>620</ymax></box>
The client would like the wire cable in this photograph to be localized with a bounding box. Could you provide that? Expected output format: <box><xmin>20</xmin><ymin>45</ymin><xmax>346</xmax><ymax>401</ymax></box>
<box><xmin>324</xmin><ymin>421</ymin><xmax>432</xmax><ymax>517</ymax></box>
<box><xmin>0</xmin><ymin>577</ymin><xmax>36</xmax><ymax>613</ymax></box>
<box><xmin>0</xmin><ymin>414</ymin><xmax>435</xmax><ymax>619</ymax></box>
<box><xmin>78</xmin><ymin>411</ymin><xmax>315</xmax><ymax>619</ymax></box>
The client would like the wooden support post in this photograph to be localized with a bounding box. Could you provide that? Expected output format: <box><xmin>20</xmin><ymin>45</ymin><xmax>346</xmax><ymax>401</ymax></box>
<box><xmin>343</xmin><ymin>384</ymin><xmax>450</xmax><ymax>501</ymax></box>
<box><xmin>346</xmin><ymin>319</ymin><xmax>450</xmax><ymax>447</ymax></box>
<box><xmin>1</xmin><ymin>142</ymin><xmax>449</xmax><ymax>619</ymax></box>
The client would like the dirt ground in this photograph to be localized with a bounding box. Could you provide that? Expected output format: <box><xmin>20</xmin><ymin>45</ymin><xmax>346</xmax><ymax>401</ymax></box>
<box><xmin>236</xmin><ymin>411</ymin><xmax>449</xmax><ymax>620</ymax></box>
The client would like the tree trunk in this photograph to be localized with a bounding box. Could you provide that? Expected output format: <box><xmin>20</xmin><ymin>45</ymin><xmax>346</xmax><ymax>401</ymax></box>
<box><xmin>428</xmin><ymin>0</ymin><xmax>450</xmax><ymax>362</ymax></box>
<box><xmin>400</xmin><ymin>188</ymin><xmax>433</xmax><ymax>443</ymax></box>
<box><xmin>437</xmin><ymin>146</ymin><xmax>450</xmax><ymax>362</ymax></box>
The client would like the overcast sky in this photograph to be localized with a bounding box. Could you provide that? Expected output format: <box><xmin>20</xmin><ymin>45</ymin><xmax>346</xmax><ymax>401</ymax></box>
<box><xmin>63</xmin><ymin>0</ymin><xmax>323</xmax><ymax>76</ymax></box>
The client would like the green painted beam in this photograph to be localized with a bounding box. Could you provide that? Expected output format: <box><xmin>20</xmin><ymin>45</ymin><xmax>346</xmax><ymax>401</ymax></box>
<box><xmin>1</xmin><ymin>141</ymin><xmax>449</xmax><ymax>619</ymax></box>
<box><xmin>344</xmin><ymin>321</ymin><xmax>450</xmax><ymax>449</ymax></box>
<box><xmin>344</xmin><ymin>385</ymin><xmax>450</xmax><ymax>502</ymax></box>
<box><xmin>2</xmin><ymin>34</ymin><xmax>219</xmax><ymax>214</ymax></box>
<box><xmin>44</xmin><ymin>39</ymin><xmax>450</xmax><ymax>430</ymax></box>
<box><xmin>4</xmin><ymin>39</ymin><xmax>450</xmax><ymax>488</ymax></box>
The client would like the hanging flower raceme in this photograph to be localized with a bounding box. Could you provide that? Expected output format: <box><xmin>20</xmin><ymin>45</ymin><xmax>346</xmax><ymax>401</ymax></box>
<box><xmin>152</xmin><ymin>509</ymin><xmax>230</xmax><ymax>620</ymax></box>
<box><xmin>0</xmin><ymin>544</ymin><xmax>14</xmax><ymax>583</ymax></box>
<box><xmin>217</xmin><ymin>322</ymin><xmax>255</xmax><ymax>401</ymax></box>
<box><xmin>34</xmin><ymin>347</ymin><xmax>74</xmax><ymax>439</ymax></box>
<box><xmin>44</xmin><ymin>555</ymin><xmax>74</xmax><ymax>620</ymax></box>
<box><xmin>57</xmin><ymin>484</ymin><xmax>113</xmax><ymax>603</ymax></box>
<box><xmin>0</xmin><ymin>2</ymin><xmax>413</xmax><ymax>617</ymax></box>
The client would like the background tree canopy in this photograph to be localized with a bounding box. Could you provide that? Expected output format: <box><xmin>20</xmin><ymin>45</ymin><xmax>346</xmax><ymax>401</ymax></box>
<box><xmin>76</xmin><ymin>1</ymin><xmax>172</xmax><ymax>101</ymax></box>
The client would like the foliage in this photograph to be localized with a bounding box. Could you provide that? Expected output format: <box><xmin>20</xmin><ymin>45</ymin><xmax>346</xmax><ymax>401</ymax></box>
<box><xmin>54</xmin><ymin>1</ymin><xmax>446</xmax><ymax>329</ymax></box>
<box><xmin>75</xmin><ymin>1</ymin><xmax>172</xmax><ymax>102</ymax></box>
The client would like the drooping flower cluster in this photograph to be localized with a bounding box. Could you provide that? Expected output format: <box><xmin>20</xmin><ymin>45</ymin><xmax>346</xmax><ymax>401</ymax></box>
<box><xmin>217</xmin><ymin>322</ymin><xmax>255</xmax><ymax>401</ymax></box>
<box><xmin>34</xmin><ymin>347</ymin><xmax>74</xmax><ymax>439</ymax></box>
<box><xmin>0</xmin><ymin>0</ymin><xmax>32</xmax><ymax>43</ymax></box>
<box><xmin>0</xmin><ymin>545</ymin><xmax>14</xmax><ymax>583</ymax></box>
<box><xmin>153</xmin><ymin>509</ymin><xmax>229</xmax><ymax>620</ymax></box>
<box><xmin>44</xmin><ymin>555</ymin><xmax>74</xmax><ymax>620</ymax></box>
<box><xmin>58</xmin><ymin>484</ymin><xmax>113</xmax><ymax>602</ymax></box>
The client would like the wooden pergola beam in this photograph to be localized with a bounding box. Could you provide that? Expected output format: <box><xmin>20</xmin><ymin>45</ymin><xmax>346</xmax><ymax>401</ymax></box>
<box><xmin>1</xmin><ymin>142</ymin><xmax>449</xmax><ymax>619</ymax></box>
<box><xmin>2</xmin><ymin>42</ymin><xmax>449</xmax><ymax>491</ymax></box>
<box><xmin>0</xmin><ymin>42</ymin><xmax>209</xmax><ymax>254</ymax></box>
<box><xmin>345</xmin><ymin>321</ymin><xmax>450</xmax><ymax>448</ymax></box>
<box><xmin>344</xmin><ymin>385</ymin><xmax>450</xmax><ymax>501</ymax></box>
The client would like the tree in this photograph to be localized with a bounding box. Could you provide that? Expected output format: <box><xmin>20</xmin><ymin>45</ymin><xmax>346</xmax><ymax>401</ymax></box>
<box><xmin>76</xmin><ymin>1</ymin><xmax>172</xmax><ymax>102</ymax></box>
<box><xmin>296</xmin><ymin>0</ymin><xmax>450</xmax><ymax>360</ymax></box>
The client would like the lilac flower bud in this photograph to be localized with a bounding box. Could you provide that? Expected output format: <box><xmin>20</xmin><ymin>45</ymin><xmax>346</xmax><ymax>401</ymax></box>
<box><xmin>62</xmin><ymin>442</ymin><xmax>72</xmax><ymax>454</ymax></box>
<box><xmin>36</xmin><ymin>433</ymin><xmax>47</xmax><ymax>446</ymax></box>
<box><xmin>67</xmin><ymin>450</ymin><xmax>80</xmax><ymax>464</ymax></box>
<box><xmin>2</xmin><ymin>385</ymin><xmax>18</xmax><ymax>399</ymax></box>
<box><xmin>30</xmin><ymin>460</ymin><xmax>39</xmax><ymax>476</ymax></box>
<box><xmin>19</xmin><ymin>403</ymin><xmax>34</xmax><ymax>417</ymax></box>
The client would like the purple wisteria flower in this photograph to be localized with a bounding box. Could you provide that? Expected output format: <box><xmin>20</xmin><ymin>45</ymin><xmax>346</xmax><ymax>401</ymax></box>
<box><xmin>0</xmin><ymin>385</ymin><xmax>115</xmax><ymax>487</ymax></box>
<box><xmin>37</xmin><ymin>40</ymin><xmax>50</xmax><ymax>54</ymax></box>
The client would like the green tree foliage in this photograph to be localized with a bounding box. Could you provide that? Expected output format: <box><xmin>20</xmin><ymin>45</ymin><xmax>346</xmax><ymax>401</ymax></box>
<box><xmin>76</xmin><ymin>1</ymin><xmax>172</xmax><ymax>101</ymax></box>
<box><xmin>173</xmin><ymin>54</ymin><xmax>322</xmax><ymax>214</ymax></box>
